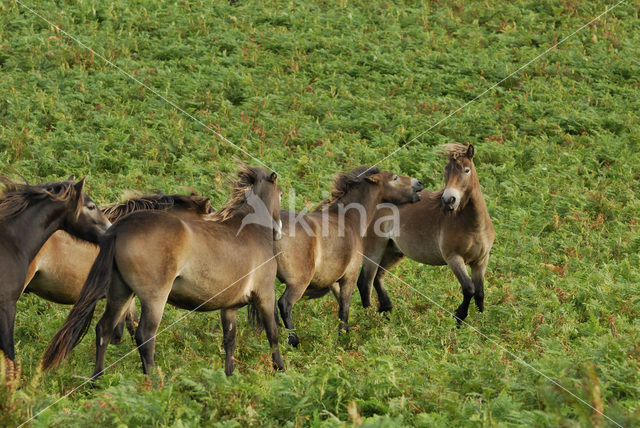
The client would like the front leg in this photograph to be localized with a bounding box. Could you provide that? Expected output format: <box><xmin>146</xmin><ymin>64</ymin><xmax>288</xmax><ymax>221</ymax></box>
<box><xmin>337</xmin><ymin>274</ymin><xmax>358</xmax><ymax>332</ymax></box>
<box><xmin>357</xmin><ymin>236</ymin><xmax>389</xmax><ymax>308</ymax></box>
<box><xmin>446</xmin><ymin>255</ymin><xmax>474</xmax><ymax>324</ymax></box>
<box><xmin>277</xmin><ymin>283</ymin><xmax>306</xmax><ymax>347</ymax></box>
<box><xmin>471</xmin><ymin>257</ymin><xmax>489</xmax><ymax>313</ymax></box>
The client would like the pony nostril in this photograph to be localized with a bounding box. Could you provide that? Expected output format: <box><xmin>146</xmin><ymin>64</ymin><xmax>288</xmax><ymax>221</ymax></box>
<box><xmin>442</xmin><ymin>195</ymin><xmax>456</xmax><ymax>205</ymax></box>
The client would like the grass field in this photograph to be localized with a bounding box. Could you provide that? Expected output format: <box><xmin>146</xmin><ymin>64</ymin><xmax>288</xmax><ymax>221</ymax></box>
<box><xmin>1</xmin><ymin>0</ymin><xmax>640</xmax><ymax>426</ymax></box>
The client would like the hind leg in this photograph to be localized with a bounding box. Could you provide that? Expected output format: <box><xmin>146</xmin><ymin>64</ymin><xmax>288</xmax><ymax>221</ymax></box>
<box><xmin>124</xmin><ymin>300</ymin><xmax>138</xmax><ymax>338</ymax></box>
<box><xmin>447</xmin><ymin>255</ymin><xmax>475</xmax><ymax>324</ymax></box>
<box><xmin>111</xmin><ymin>300</ymin><xmax>138</xmax><ymax>345</ymax></box>
<box><xmin>256</xmin><ymin>293</ymin><xmax>285</xmax><ymax>372</ymax></box>
<box><xmin>220</xmin><ymin>309</ymin><xmax>238</xmax><ymax>376</ymax></box>
<box><xmin>373</xmin><ymin>245</ymin><xmax>404</xmax><ymax>313</ymax></box>
<box><xmin>134</xmin><ymin>296</ymin><xmax>168</xmax><ymax>375</ymax></box>
<box><xmin>92</xmin><ymin>278</ymin><xmax>134</xmax><ymax>379</ymax></box>
<box><xmin>277</xmin><ymin>283</ymin><xmax>307</xmax><ymax>347</ymax></box>
<box><xmin>110</xmin><ymin>320</ymin><xmax>125</xmax><ymax>345</ymax></box>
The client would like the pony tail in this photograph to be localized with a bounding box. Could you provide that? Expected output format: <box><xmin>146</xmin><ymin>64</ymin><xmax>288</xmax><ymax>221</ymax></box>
<box><xmin>247</xmin><ymin>302</ymin><xmax>264</xmax><ymax>332</ymax></box>
<box><xmin>41</xmin><ymin>233</ymin><xmax>117</xmax><ymax>370</ymax></box>
<box><xmin>247</xmin><ymin>297</ymin><xmax>281</xmax><ymax>332</ymax></box>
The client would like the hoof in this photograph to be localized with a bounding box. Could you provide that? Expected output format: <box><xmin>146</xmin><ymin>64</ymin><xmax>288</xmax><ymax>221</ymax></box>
<box><xmin>377</xmin><ymin>305</ymin><xmax>393</xmax><ymax>314</ymax></box>
<box><xmin>453</xmin><ymin>309</ymin><xmax>467</xmax><ymax>326</ymax></box>
<box><xmin>288</xmin><ymin>334</ymin><xmax>300</xmax><ymax>348</ymax></box>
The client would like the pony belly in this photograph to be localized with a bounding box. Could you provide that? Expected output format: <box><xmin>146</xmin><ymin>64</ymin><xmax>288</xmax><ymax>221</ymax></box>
<box><xmin>169</xmin><ymin>275</ymin><xmax>253</xmax><ymax>312</ymax></box>
<box><xmin>26</xmin><ymin>272</ymin><xmax>80</xmax><ymax>305</ymax></box>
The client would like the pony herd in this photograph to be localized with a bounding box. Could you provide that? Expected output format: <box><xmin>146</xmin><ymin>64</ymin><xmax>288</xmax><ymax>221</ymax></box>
<box><xmin>0</xmin><ymin>143</ymin><xmax>493</xmax><ymax>379</ymax></box>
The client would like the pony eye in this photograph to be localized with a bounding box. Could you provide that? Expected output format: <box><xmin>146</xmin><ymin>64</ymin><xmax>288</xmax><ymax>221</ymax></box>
<box><xmin>393</xmin><ymin>175</ymin><xmax>398</xmax><ymax>181</ymax></box>
<box><xmin>464</xmin><ymin>168</ymin><xmax>471</xmax><ymax>174</ymax></box>
<box><xmin>87</xmin><ymin>204</ymin><xmax>96</xmax><ymax>211</ymax></box>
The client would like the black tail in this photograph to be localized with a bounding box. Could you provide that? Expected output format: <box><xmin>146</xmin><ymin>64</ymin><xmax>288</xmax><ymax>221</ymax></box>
<box><xmin>42</xmin><ymin>232</ymin><xmax>117</xmax><ymax>370</ymax></box>
<box><xmin>247</xmin><ymin>296</ymin><xmax>280</xmax><ymax>331</ymax></box>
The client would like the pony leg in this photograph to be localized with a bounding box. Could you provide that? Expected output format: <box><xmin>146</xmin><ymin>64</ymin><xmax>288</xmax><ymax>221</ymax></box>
<box><xmin>337</xmin><ymin>275</ymin><xmax>357</xmax><ymax>332</ymax></box>
<box><xmin>111</xmin><ymin>321</ymin><xmax>125</xmax><ymax>345</ymax></box>
<box><xmin>471</xmin><ymin>258</ymin><xmax>489</xmax><ymax>313</ymax></box>
<box><xmin>447</xmin><ymin>255</ymin><xmax>475</xmax><ymax>324</ymax></box>
<box><xmin>0</xmin><ymin>299</ymin><xmax>18</xmax><ymax>363</ymax></box>
<box><xmin>111</xmin><ymin>299</ymin><xmax>137</xmax><ymax>345</ymax></box>
<box><xmin>134</xmin><ymin>298</ymin><xmax>167</xmax><ymax>375</ymax></box>
<box><xmin>92</xmin><ymin>279</ymin><xmax>134</xmax><ymax>379</ymax></box>
<box><xmin>256</xmin><ymin>294</ymin><xmax>285</xmax><ymax>372</ymax></box>
<box><xmin>124</xmin><ymin>300</ymin><xmax>138</xmax><ymax>338</ymax></box>
<box><xmin>357</xmin><ymin>238</ymin><xmax>390</xmax><ymax>308</ymax></box>
<box><xmin>373</xmin><ymin>245</ymin><xmax>404</xmax><ymax>313</ymax></box>
<box><xmin>329</xmin><ymin>282</ymin><xmax>340</xmax><ymax>301</ymax></box>
<box><xmin>220</xmin><ymin>308</ymin><xmax>238</xmax><ymax>376</ymax></box>
<box><xmin>277</xmin><ymin>283</ymin><xmax>307</xmax><ymax>347</ymax></box>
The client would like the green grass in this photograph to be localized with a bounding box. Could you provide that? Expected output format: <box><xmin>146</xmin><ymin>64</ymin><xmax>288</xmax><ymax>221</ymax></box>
<box><xmin>1</xmin><ymin>0</ymin><xmax>640</xmax><ymax>426</ymax></box>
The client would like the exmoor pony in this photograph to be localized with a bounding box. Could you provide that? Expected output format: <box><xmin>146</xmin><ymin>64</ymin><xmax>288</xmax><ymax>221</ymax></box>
<box><xmin>0</xmin><ymin>177</ymin><xmax>110</xmax><ymax>364</ymax></box>
<box><xmin>43</xmin><ymin>166</ymin><xmax>284</xmax><ymax>377</ymax></box>
<box><xmin>358</xmin><ymin>144</ymin><xmax>494</xmax><ymax>324</ymax></box>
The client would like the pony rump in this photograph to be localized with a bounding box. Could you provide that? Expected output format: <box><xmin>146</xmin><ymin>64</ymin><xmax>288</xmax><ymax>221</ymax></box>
<box><xmin>315</xmin><ymin>166</ymin><xmax>380</xmax><ymax>211</ymax></box>
<box><xmin>0</xmin><ymin>178</ymin><xmax>78</xmax><ymax>222</ymax></box>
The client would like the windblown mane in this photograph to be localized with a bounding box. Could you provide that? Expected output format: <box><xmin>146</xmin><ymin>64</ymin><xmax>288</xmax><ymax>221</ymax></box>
<box><xmin>0</xmin><ymin>178</ymin><xmax>77</xmax><ymax>222</ymax></box>
<box><xmin>102</xmin><ymin>193</ymin><xmax>212</xmax><ymax>222</ymax></box>
<box><xmin>207</xmin><ymin>165</ymin><xmax>263</xmax><ymax>222</ymax></box>
<box><xmin>314</xmin><ymin>166</ymin><xmax>380</xmax><ymax>211</ymax></box>
<box><xmin>438</xmin><ymin>143</ymin><xmax>470</xmax><ymax>159</ymax></box>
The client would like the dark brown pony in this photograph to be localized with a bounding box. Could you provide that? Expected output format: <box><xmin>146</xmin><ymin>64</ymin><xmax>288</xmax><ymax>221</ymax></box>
<box><xmin>43</xmin><ymin>166</ymin><xmax>284</xmax><ymax>377</ymax></box>
<box><xmin>273</xmin><ymin>167</ymin><xmax>423</xmax><ymax>346</ymax></box>
<box><xmin>0</xmin><ymin>177</ymin><xmax>111</xmax><ymax>364</ymax></box>
<box><xmin>23</xmin><ymin>193</ymin><xmax>213</xmax><ymax>343</ymax></box>
<box><xmin>358</xmin><ymin>144</ymin><xmax>495</xmax><ymax>323</ymax></box>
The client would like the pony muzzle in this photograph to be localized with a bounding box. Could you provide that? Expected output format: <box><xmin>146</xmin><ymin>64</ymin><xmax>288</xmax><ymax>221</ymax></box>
<box><xmin>442</xmin><ymin>188</ymin><xmax>461</xmax><ymax>211</ymax></box>
<box><xmin>273</xmin><ymin>219</ymin><xmax>283</xmax><ymax>241</ymax></box>
<box><xmin>411</xmin><ymin>179</ymin><xmax>424</xmax><ymax>202</ymax></box>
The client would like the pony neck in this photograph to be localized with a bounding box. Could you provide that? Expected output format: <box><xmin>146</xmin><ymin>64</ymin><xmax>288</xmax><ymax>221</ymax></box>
<box><xmin>460</xmin><ymin>176</ymin><xmax>489</xmax><ymax>228</ymax></box>
<box><xmin>4</xmin><ymin>199</ymin><xmax>68</xmax><ymax>262</ymax></box>
<box><xmin>337</xmin><ymin>184</ymin><xmax>381</xmax><ymax>235</ymax></box>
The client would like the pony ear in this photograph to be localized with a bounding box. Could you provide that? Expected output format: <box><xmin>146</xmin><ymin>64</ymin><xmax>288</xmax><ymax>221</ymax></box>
<box><xmin>365</xmin><ymin>174</ymin><xmax>380</xmax><ymax>183</ymax></box>
<box><xmin>73</xmin><ymin>178</ymin><xmax>86</xmax><ymax>213</ymax></box>
<box><xmin>269</xmin><ymin>172</ymin><xmax>278</xmax><ymax>182</ymax></box>
<box><xmin>73</xmin><ymin>177</ymin><xmax>86</xmax><ymax>195</ymax></box>
<box><xmin>193</xmin><ymin>196</ymin><xmax>213</xmax><ymax>213</ymax></box>
<box><xmin>466</xmin><ymin>144</ymin><xmax>474</xmax><ymax>159</ymax></box>
<box><xmin>67</xmin><ymin>174</ymin><xmax>76</xmax><ymax>181</ymax></box>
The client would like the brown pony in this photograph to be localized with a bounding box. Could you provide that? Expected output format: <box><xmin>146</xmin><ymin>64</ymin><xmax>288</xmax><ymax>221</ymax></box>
<box><xmin>23</xmin><ymin>193</ymin><xmax>213</xmax><ymax>343</ymax></box>
<box><xmin>0</xmin><ymin>177</ymin><xmax>111</xmax><ymax>364</ymax></box>
<box><xmin>43</xmin><ymin>166</ymin><xmax>284</xmax><ymax>377</ymax></box>
<box><xmin>357</xmin><ymin>144</ymin><xmax>495</xmax><ymax>323</ymax></box>
<box><xmin>273</xmin><ymin>167</ymin><xmax>423</xmax><ymax>346</ymax></box>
